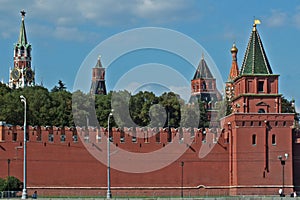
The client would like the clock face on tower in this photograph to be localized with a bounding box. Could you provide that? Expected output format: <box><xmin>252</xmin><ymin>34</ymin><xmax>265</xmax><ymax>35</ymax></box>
<box><xmin>25</xmin><ymin>69</ymin><xmax>34</xmax><ymax>81</ymax></box>
<box><xmin>11</xmin><ymin>68</ymin><xmax>20</xmax><ymax>80</ymax></box>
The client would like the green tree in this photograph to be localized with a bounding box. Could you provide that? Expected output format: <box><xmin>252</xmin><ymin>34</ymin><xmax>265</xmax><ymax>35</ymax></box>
<box><xmin>0</xmin><ymin>176</ymin><xmax>22</xmax><ymax>192</ymax></box>
<box><xmin>281</xmin><ymin>96</ymin><xmax>299</xmax><ymax>122</ymax></box>
<box><xmin>158</xmin><ymin>92</ymin><xmax>182</xmax><ymax>128</ymax></box>
<box><xmin>51</xmin><ymin>80</ymin><xmax>67</xmax><ymax>92</ymax></box>
<box><xmin>129</xmin><ymin>91</ymin><xmax>158</xmax><ymax>127</ymax></box>
<box><xmin>110</xmin><ymin>90</ymin><xmax>132</xmax><ymax>127</ymax></box>
<box><xmin>0</xmin><ymin>89</ymin><xmax>24</xmax><ymax>125</ymax></box>
<box><xmin>180</xmin><ymin>104</ymin><xmax>200</xmax><ymax>128</ymax></box>
<box><xmin>0</xmin><ymin>83</ymin><xmax>11</xmax><ymax>96</ymax></box>
<box><xmin>217</xmin><ymin>98</ymin><xmax>231</xmax><ymax>120</ymax></box>
<box><xmin>95</xmin><ymin>92</ymin><xmax>112</xmax><ymax>127</ymax></box>
<box><xmin>22</xmin><ymin>86</ymin><xmax>53</xmax><ymax>126</ymax></box>
<box><xmin>72</xmin><ymin>90</ymin><xmax>94</xmax><ymax>127</ymax></box>
<box><xmin>50</xmin><ymin>90</ymin><xmax>73</xmax><ymax>127</ymax></box>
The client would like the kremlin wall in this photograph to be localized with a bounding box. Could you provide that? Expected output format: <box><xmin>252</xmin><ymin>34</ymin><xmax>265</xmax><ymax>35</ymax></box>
<box><xmin>0</xmin><ymin>120</ymin><xmax>299</xmax><ymax>196</ymax></box>
<box><xmin>1</xmin><ymin>11</ymin><xmax>300</xmax><ymax>197</ymax></box>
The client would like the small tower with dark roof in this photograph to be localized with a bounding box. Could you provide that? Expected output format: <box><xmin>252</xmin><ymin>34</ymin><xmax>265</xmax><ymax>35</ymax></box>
<box><xmin>190</xmin><ymin>55</ymin><xmax>222</xmax><ymax>123</ymax></box>
<box><xmin>9</xmin><ymin>10</ymin><xmax>35</xmax><ymax>89</ymax></box>
<box><xmin>191</xmin><ymin>55</ymin><xmax>222</xmax><ymax>104</ymax></box>
<box><xmin>90</xmin><ymin>56</ymin><xmax>107</xmax><ymax>95</ymax></box>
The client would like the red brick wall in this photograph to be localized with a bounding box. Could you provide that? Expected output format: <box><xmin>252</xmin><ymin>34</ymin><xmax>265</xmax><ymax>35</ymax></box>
<box><xmin>0</xmin><ymin>126</ymin><xmax>229</xmax><ymax>196</ymax></box>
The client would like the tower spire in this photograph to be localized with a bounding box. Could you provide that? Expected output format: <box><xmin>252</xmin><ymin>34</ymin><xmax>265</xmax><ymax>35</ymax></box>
<box><xmin>18</xmin><ymin>10</ymin><xmax>28</xmax><ymax>45</ymax></box>
<box><xmin>228</xmin><ymin>43</ymin><xmax>239</xmax><ymax>81</ymax></box>
<box><xmin>240</xmin><ymin>20</ymin><xmax>272</xmax><ymax>75</ymax></box>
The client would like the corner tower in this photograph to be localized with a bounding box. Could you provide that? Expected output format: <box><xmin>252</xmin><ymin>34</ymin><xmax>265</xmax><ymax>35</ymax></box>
<box><xmin>9</xmin><ymin>10</ymin><xmax>35</xmax><ymax>89</ymax></box>
<box><xmin>222</xmin><ymin>21</ymin><xmax>295</xmax><ymax>196</ymax></box>
<box><xmin>90</xmin><ymin>56</ymin><xmax>107</xmax><ymax>95</ymax></box>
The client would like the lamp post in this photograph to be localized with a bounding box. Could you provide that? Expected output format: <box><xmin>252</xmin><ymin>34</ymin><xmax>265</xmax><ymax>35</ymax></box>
<box><xmin>106</xmin><ymin>111</ymin><xmax>113</xmax><ymax>199</ymax></box>
<box><xmin>20</xmin><ymin>95</ymin><xmax>27</xmax><ymax>199</ymax></box>
<box><xmin>7</xmin><ymin>159</ymin><xmax>10</xmax><ymax>198</ymax></box>
<box><xmin>278</xmin><ymin>153</ymin><xmax>288</xmax><ymax>196</ymax></box>
<box><xmin>181</xmin><ymin>161</ymin><xmax>184</xmax><ymax>198</ymax></box>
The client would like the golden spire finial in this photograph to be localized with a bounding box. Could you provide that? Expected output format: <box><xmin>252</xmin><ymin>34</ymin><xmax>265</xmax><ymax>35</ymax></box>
<box><xmin>201</xmin><ymin>52</ymin><xmax>204</xmax><ymax>60</ymax></box>
<box><xmin>231</xmin><ymin>42</ymin><xmax>238</xmax><ymax>53</ymax></box>
<box><xmin>253</xmin><ymin>19</ymin><xmax>261</xmax><ymax>31</ymax></box>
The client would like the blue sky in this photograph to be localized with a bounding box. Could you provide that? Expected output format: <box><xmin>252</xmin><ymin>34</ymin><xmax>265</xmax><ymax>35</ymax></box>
<box><xmin>1</xmin><ymin>0</ymin><xmax>300</xmax><ymax>108</ymax></box>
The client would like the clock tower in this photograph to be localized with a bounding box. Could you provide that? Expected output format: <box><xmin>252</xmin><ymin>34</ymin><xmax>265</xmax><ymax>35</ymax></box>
<box><xmin>9</xmin><ymin>10</ymin><xmax>35</xmax><ymax>89</ymax></box>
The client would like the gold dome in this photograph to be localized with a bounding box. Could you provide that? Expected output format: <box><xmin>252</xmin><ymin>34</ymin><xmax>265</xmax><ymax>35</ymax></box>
<box><xmin>231</xmin><ymin>43</ymin><xmax>238</xmax><ymax>53</ymax></box>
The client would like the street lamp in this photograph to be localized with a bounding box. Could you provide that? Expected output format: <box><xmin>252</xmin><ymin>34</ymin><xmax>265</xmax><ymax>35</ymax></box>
<box><xmin>7</xmin><ymin>159</ymin><xmax>10</xmax><ymax>198</ymax></box>
<box><xmin>20</xmin><ymin>95</ymin><xmax>27</xmax><ymax>199</ymax></box>
<box><xmin>181</xmin><ymin>161</ymin><xmax>184</xmax><ymax>198</ymax></box>
<box><xmin>278</xmin><ymin>153</ymin><xmax>288</xmax><ymax>197</ymax></box>
<box><xmin>106</xmin><ymin>111</ymin><xmax>113</xmax><ymax>199</ymax></box>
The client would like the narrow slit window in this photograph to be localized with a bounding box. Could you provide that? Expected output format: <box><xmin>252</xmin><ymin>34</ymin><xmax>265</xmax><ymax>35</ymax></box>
<box><xmin>252</xmin><ymin>134</ymin><xmax>256</xmax><ymax>146</ymax></box>
<box><xmin>272</xmin><ymin>134</ymin><xmax>276</xmax><ymax>145</ymax></box>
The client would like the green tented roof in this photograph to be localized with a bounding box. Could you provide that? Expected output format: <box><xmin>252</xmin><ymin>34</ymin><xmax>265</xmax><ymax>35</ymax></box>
<box><xmin>18</xmin><ymin>18</ymin><xmax>28</xmax><ymax>46</ymax></box>
<box><xmin>240</xmin><ymin>25</ymin><xmax>273</xmax><ymax>75</ymax></box>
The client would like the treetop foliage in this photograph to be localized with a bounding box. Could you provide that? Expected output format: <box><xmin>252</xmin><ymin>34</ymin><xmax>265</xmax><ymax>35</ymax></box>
<box><xmin>0</xmin><ymin>80</ymin><xmax>298</xmax><ymax>128</ymax></box>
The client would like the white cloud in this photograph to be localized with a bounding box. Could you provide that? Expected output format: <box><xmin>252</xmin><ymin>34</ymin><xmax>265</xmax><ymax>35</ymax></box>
<box><xmin>265</xmin><ymin>9</ymin><xmax>287</xmax><ymax>27</ymax></box>
<box><xmin>0</xmin><ymin>0</ymin><xmax>197</xmax><ymax>42</ymax></box>
<box><xmin>133</xmin><ymin>0</ymin><xmax>191</xmax><ymax>22</ymax></box>
<box><xmin>54</xmin><ymin>26</ymin><xmax>85</xmax><ymax>41</ymax></box>
<box><xmin>293</xmin><ymin>12</ymin><xmax>300</xmax><ymax>29</ymax></box>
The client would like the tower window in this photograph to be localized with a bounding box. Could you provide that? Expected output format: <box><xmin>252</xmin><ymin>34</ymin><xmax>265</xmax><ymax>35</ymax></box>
<box><xmin>20</xmin><ymin>46</ymin><xmax>25</xmax><ymax>55</ymax></box>
<box><xmin>258</xmin><ymin>81</ymin><xmax>264</xmax><ymax>92</ymax></box>
<box><xmin>202</xmin><ymin>81</ymin><xmax>206</xmax><ymax>90</ymax></box>
<box><xmin>12</xmin><ymin>133</ymin><xmax>17</xmax><ymax>142</ymax></box>
<box><xmin>258</xmin><ymin>108</ymin><xmax>265</xmax><ymax>113</ymax></box>
<box><xmin>272</xmin><ymin>134</ymin><xmax>276</xmax><ymax>145</ymax></box>
<box><xmin>252</xmin><ymin>134</ymin><xmax>256</xmax><ymax>146</ymax></box>
<box><xmin>258</xmin><ymin>121</ymin><xmax>262</xmax><ymax>126</ymax></box>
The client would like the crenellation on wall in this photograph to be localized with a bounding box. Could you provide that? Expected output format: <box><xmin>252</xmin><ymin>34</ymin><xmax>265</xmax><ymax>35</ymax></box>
<box><xmin>0</xmin><ymin>124</ymin><xmax>227</xmax><ymax>146</ymax></box>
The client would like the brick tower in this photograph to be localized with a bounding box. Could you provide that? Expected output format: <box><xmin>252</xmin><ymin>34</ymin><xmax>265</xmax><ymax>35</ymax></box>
<box><xmin>222</xmin><ymin>21</ymin><xmax>295</xmax><ymax>195</ymax></box>
<box><xmin>190</xmin><ymin>54</ymin><xmax>222</xmax><ymax>123</ymax></box>
<box><xmin>225</xmin><ymin>43</ymin><xmax>239</xmax><ymax>102</ymax></box>
<box><xmin>9</xmin><ymin>10</ymin><xmax>35</xmax><ymax>89</ymax></box>
<box><xmin>90</xmin><ymin>56</ymin><xmax>107</xmax><ymax>95</ymax></box>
